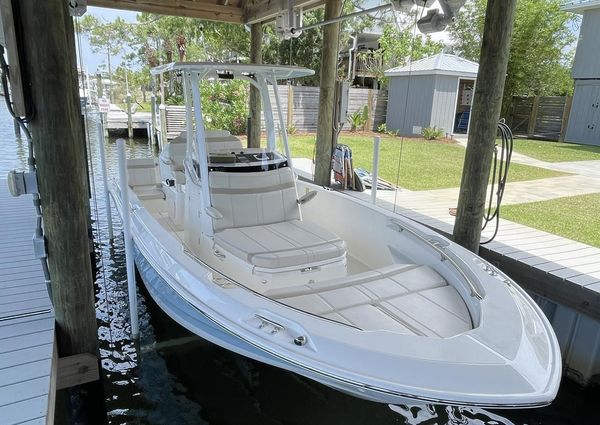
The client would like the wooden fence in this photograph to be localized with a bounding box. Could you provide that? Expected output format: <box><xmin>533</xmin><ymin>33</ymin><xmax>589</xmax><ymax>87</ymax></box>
<box><xmin>158</xmin><ymin>85</ymin><xmax>388</xmax><ymax>139</ymax></box>
<box><xmin>508</xmin><ymin>96</ymin><xmax>572</xmax><ymax>141</ymax></box>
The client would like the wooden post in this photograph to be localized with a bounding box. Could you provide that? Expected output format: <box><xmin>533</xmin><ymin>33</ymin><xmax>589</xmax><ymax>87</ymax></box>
<box><xmin>559</xmin><ymin>95</ymin><xmax>573</xmax><ymax>142</ymax></box>
<box><xmin>159</xmin><ymin>104</ymin><xmax>168</xmax><ymax>148</ymax></box>
<box><xmin>287</xmin><ymin>84</ymin><xmax>294</xmax><ymax>131</ymax></box>
<box><xmin>13</xmin><ymin>117</ymin><xmax>21</xmax><ymax>138</ymax></box>
<box><xmin>314</xmin><ymin>0</ymin><xmax>342</xmax><ymax>186</ymax></box>
<box><xmin>527</xmin><ymin>95</ymin><xmax>540</xmax><ymax>137</ymax></box>
<box><xmin>365</xmin><ymin>89</ymin><xmax>374</xmax><ymax>131</ymax></box>
<box><xmin>248</xmin><ymin>22</ymin><xmax>262</xmax><ymax>148</ymax></box>
<box><xmin>96</xmin><ymin>73</ymin><xmax>103</xmax><ymax>99</ymax></box>
<box><xmin>16</xmin><ymin>0</ymin><xmax>105</xmax><ymax>422</ymax></box>
<box><xmin>452</xmin><ymin>0</ymin><xmax>517</xmax><ymax>254</ymax></box>
<box><xmin>126</xmin><ymin>92</ymin><xmax>133</xmax><ymax>139</ymax></box>
<box><xmin>151</xmin><ymin>93</ymin><xmax>157</xmax><ymax>145</ymax></box>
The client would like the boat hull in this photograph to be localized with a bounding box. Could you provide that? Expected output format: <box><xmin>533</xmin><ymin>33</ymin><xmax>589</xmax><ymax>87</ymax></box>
<box><xmin>133</xmin><ymin>245</ymin><xmax>422</xmax><ymax>405</ymax></box>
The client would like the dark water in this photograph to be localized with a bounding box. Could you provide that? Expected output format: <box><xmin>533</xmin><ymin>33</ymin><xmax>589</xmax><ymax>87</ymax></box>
<box><xmin>0</xmin><ymin>101</ymin><xmax>597</xmax><ymax>425</ymax></box>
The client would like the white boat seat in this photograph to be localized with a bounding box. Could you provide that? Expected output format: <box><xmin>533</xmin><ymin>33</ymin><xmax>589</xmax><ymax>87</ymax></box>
<box><xmin>214</xmin><ymin>220</ymin><xmax>346</xmax><ymax>269</ymax></box>
<box><xmin>266</xmin><ymin>264</ymin><xmax>473</xmax><ymax>337</ymax></box>
<box><xmin>209</xmin><ymin>167</ymin><xmax>302</xmax><ymax>231</ymax></box>
<box><xmin>209</xmin><ymin>167</ymin><xmax>347</xmax><ymax>270</ymax></box>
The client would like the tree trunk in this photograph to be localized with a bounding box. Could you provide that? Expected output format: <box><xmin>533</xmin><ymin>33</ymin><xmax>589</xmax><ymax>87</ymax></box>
<box><xmin>17</xmin><ymin>0</ymin><xmax>106</xmax><ymax>422</ymax></box>
<box><xmin>314</xmin><ymin>0</ymin><xmax>342</xmax><ymax>186</ymax></box>
<box><xmin>248</xmin><ymin>22</ymin><xmax>262</xmax><ymax>149</ymax></box>
<box><xmin>452</xmin><ymin>0</ymin><xmax>518</xmax><ymax>253</ymax></box>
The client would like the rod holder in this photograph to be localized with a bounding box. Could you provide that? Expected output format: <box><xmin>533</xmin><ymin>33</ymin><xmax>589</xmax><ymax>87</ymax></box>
<box><xmin>371</xmin><ymin>136</ymin><xmax>381</xmax><ymax>204</ymax></box>
<box><xmin>117</xmin><ymin>138</ymin><xmax>139</xmax><ymax>339</ymax></box>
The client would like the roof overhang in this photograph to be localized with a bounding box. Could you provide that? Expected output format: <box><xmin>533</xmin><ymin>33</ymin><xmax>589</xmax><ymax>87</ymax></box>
<box><xmin>151</xmin><ymin>61</ymin><xmax>314</xmax><ymax>80</ymax></box>
<box><xmin>561</xmin><ymin>0</ymin><xmax>600</xmax><ymax>13</ymax></box>
<box><xmin>87</xmin><ymin>0</ymin><xmax>326</xmax><ymax>24</ymax></box>
<box><xmin>384</xmin><ymin>70</ymin><xmax>479</xmax><ymax>78</ymax></box>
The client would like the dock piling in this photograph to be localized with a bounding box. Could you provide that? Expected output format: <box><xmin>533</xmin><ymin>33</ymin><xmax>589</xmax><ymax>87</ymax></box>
<box><xmin>126</xmin><ymin>93</ymin><xmax>133</xmax><ymax>139</ymax></box>
<box><xmin>13</xmin><ymin>118</ymin><xmax>21</xmax><ymax>138</ymax></box>
<box><xmin>117</xmin><ymin>138</ymin><xmax>140</xmax><ymax>338</ymax></box>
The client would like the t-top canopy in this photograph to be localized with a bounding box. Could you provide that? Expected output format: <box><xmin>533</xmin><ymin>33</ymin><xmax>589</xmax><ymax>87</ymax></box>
<box><xmin>151</xmin><ymin>62</ymin><xmax>314</xmax><ymax>80</ymax></box>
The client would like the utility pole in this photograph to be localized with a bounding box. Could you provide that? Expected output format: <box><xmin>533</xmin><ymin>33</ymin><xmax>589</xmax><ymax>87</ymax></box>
<box><xmin>314</xmin><ymin>0</ymin><xmax>342</xmax><ymax>186</ymax></box>
<box><xmin>452</xmin><ymin>0</ymin><xmax>517</xmax><ymax>253</ymax></box>
<box><xmin>17</xmin><ymin>0</ymin><xmax>105</xmax><ymax>422</ymax></box>
<box><xmin>248</xmin><ymin>22</ymin><xmax>263</xmax><ymax>148</ymax></box>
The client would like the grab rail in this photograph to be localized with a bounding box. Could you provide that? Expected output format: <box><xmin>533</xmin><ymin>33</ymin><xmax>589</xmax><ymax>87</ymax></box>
<box><xmin>388</xmin><ymin>218</ymin><xmax>484</xmax><ymax>300</ymax></box>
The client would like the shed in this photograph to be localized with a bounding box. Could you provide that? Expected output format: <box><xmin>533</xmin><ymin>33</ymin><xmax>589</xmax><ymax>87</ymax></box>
<box><xmin>561</xmin><ymin>1</ymin><xmax>600</xmax><ymax>146</ymax></box>
<box><xmin>384</xmin><ymin>53</ymin><xmax>478</xmax><ymax>136</ymax></box>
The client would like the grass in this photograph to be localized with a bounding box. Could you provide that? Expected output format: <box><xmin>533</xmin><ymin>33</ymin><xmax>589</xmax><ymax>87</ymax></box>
<box><xmin>501</xmin><ymin>194</ymin><xmax>600</xmax><ymax>248</ymax></box>
<box><xmin>289</xmin><ymin>134</ymin><xmax>568</xmax><ymax>191</ymax></box>
<box><xmin>512</xmin><ymin>139</ymin><xmax>600</xmax><ymax>162</ymax></box>
<box><xmin>117</xmin><ymin>101</ymin><xmax>153</xmax><ymax>112</ymax></box>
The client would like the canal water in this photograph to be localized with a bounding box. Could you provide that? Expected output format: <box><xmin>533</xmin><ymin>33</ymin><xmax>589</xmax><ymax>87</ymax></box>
<box><xmin>0</xmin><ymin>101</ymin><xmax>597</xmax><ymax>424</ymax></box>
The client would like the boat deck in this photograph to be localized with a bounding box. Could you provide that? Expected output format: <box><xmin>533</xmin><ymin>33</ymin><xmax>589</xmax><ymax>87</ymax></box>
<box><xmin>0</xmin><ymin>180</ymin><xmax>56</xmax><ymax>425</ymax></box>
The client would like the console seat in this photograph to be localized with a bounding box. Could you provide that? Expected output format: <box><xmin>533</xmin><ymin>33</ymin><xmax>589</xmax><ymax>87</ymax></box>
<box><xmin>209</xmin><ymin>167</ymin><xmax>346</xmax><ymax>271</ymax></box>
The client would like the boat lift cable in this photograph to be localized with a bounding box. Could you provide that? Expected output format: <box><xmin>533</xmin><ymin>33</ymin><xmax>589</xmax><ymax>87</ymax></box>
<box><xmin>392</xmin><ymin>7</ymin><xmax>425</xmax><ymax>212</ymax></box>
<box><xmin>0</xmin><ymin>45</ymin><xmax>52</xmax><ymax>299</ymax></box>
<box><xmin>480</xmin><ymin>120</ymin><xmax>513</xmax><ymax>245</ymax></box>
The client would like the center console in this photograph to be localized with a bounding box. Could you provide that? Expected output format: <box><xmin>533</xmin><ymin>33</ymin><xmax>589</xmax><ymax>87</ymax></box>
<box><xmin>208</xmin><ymin>148</ymin><xmax>288</xmax><ymax>172</ymax></box>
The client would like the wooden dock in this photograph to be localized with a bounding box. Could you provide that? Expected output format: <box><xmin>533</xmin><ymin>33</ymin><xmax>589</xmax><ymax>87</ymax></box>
<box><xmin>106</xmin><ymin>110</ymin><xmax>151</xmax><ymax>132</ymax></box>
<box><xmin>0</xmin><ymin>180</ymin><xmax>56</xmax><ymax>425</ymax></box>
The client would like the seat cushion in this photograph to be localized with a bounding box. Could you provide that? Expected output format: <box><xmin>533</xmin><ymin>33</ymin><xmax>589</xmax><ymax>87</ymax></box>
<box><xmin>209</xmin><ymin>168</ymin><xmax>301</xmax><ymax>232</ymax></box>
<box><xmin>214</xmin><ymin>220</ymin><xmax>346</xmax><ymax>269</ymax></box>
<box><xmin>266</xmin><ymin>264</ymin><xmax>473</xmax><ymax>337</ymax></box>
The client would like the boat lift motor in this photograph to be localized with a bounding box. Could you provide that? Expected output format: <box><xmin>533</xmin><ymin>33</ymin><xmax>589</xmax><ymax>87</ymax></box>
<box><xmin>276</xmin><ymin>7</ymin><xmax>303</xmax><ymax>40</ymax></box>
<box><xmin>277</xmin><ymin>1</ymin><xmax>466</xmax><ymax>38</ymax></box>
<box><xmin>414</xmin><ymin>0</ymin><xmax>467</xmax><ymax>34</ymax></box>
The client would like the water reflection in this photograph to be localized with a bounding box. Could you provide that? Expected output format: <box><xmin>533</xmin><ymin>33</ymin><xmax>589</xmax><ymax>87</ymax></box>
<box><xmin>0</xmin><ymin>101</ymin><xmax>597</xmax><ymax>425</ymax></box>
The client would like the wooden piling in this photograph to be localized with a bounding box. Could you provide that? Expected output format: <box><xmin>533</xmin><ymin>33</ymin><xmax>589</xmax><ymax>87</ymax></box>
<box><xmin>314</xmin><ymin>0</ymin><xmax>342</xmax><ymax>186</ymax></box>
<box><xmin>16</xmin><ymin>0</ymin><xmax>105</xmax><ymax>421</ymax></box>
<box><xmin>453</xmin><ymin>0</ymin><xmax>517</xmax><ymax>254</ymax></box>
<box><xmin>126</xmin><ymin>93</ymin><xmax>133</xmax><ymax>138</ymax></box>
<box><xmin>248</xmin><ymin>22</ymin><xmax>262</xmax><ymax>148</ymax></box>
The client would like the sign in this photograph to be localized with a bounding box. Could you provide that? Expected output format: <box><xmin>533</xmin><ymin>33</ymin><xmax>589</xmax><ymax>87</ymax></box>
<box><xmin>98</xmin><ymin>97</ymin><xmax>110</xmax><ymax>113</ymax></box>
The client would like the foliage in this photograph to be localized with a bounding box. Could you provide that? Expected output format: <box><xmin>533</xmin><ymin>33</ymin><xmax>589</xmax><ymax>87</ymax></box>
<box><xmin>448</xmin><ymin>0</ymin><xmax>578</xmax><ymax>116</ymax></box>
<box><xmin>422</xmin><ymin>126</ymin><xmax>444</xmax><ymax>140</ymax></box>
<box><xmin>502</xmin><ymin>194</ymin><xmax>600</xmax><ymax>248</ymax></box>
<box><xmin>348</xmin><ymin>106</ymin><xmax>369</xmax><ymax>132</ymax></box>
<box><xmin>377</xmin><ymin>123</ymin><xmax>387</xmax><ymax>133</ymax></box>
<box><xmin>374</xmin><ymin>18</ymin><xmax>444</xmax><ymax>84</ymax></box>
<box><xmin>80</xmin><ymin>15</ymin><xmax>131</xmax><ymax>101</ymax></box>
<box><xmin>287</xmin><ymin>124</ymin><xmax>298</xmax><ymax>135</ymax></box>
<box><xmin>288</xmin><ymin>135</ymin><xmax>568</xmax><ymax>191</ymax></box>
<box><xmin>200</xmin><ymin>80</ymin><xmax>249</xmax><ymax>135</ymax></box>
<box><xmin>512</xmin><ymin>139</ymin><xmax>600</xmax><ymax>162</ymax></box>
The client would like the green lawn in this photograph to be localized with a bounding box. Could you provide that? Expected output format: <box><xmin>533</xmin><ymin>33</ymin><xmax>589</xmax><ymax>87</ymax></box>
<box><xmin>501</xmin><ymin>194</ymin><xmax>600</xmax><ymax>248</ymax></box>
<box><xmin>512</xmin><ymin>139</ymin><xmax>600</xmax><ymax>162</ymax></box>
<box><xmin>289</xmin><ymin>135</ymin><xmax>568</xmax><ymax>191</ymax></box>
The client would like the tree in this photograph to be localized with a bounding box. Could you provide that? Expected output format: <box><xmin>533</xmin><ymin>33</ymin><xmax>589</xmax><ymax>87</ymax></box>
<box><xmin>449</xmin><ymin>0</ymin><xmax>577</xmax><ymax>116</ymax></box>
<box><xmin>374</xmin><ymin>16</ymin><xmax>445</xmax><ymax>84</ymax></box>
<box><xmin>80</xmin><ymin>15</ymin><xmax>131</xmax><ymax>102</ymax></box>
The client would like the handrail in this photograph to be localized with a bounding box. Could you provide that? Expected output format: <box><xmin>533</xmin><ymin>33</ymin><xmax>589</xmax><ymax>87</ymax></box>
<box><xmin>388</xmin><ymin>218</ymin><xmax>484</xmax><ymax>300</ymax></box>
